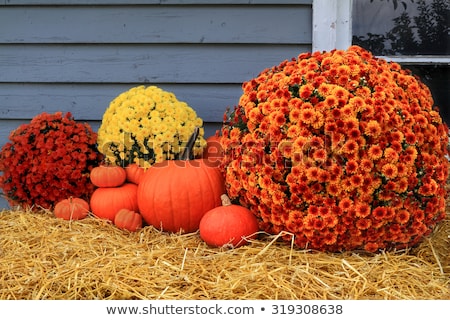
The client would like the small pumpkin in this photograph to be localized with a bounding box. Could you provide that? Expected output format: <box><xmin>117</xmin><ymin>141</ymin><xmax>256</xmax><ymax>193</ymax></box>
<box><xmin>201</xmin><ymin>133</ymin><xmax>224</xmax><ymax>167</ymax></box>
<box><xmin>138</xmin><ymin>128</ymin><xmax>225</xmax><ymax>233</ymax></box>
<box><xmin>90</xmin><ymin>183</ymin><xmax>139</xmax><ymax>221</ymax></box>
<box><xmin>54</xmin><ymin>197</ymin><xmax>90</xmax><ymax>221</ymax></box>
<box><xmin>114</xmin><ymin>208</ymin><xmax>143</xmax><ymax>232</ymax></box>
<box><xmin>125</xmin><ymin>163</ymin><xmax>145</xmax><ymax>185</ymax></box>
<box><xmin>90</xmin><ymin>163</ymin><xmax>126</xmax><ymax>188</ymax></box>
<box><xmin>199</xmin><ymin>194</ymin><xmax>259</xmax><ymax>248</ymax></box>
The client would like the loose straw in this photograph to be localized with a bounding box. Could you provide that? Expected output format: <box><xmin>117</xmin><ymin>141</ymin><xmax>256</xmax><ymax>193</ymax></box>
<box><xmin>0</xmin><ymin>207</ymin><xmax>448</xmax><ymax>300</ymax></box>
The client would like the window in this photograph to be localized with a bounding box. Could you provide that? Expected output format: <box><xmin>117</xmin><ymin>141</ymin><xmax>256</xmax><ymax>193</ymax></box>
<box><xmin>352</xmin><ymin>0</ymin><xmax>449</xmax><ymax>55</ymax></box>
<box><xmin>313</xmin><ymin>0</ymin><xmax>450</xmax><ymax>124</ymax></box>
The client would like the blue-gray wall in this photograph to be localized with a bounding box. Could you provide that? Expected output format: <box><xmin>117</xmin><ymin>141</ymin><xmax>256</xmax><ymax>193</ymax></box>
<box><xmin>0</xmin><ymin>0</ymin><xmax>313</xmax><ymax>208</ymax></box>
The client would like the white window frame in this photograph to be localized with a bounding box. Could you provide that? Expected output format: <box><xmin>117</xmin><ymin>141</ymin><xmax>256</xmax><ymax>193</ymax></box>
<box><xmin>312</xmin><ymin>0</ymin><xmax>450</xmax><ymax>65</ymax></box>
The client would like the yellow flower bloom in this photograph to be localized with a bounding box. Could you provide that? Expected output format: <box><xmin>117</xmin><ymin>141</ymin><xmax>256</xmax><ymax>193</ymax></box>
<box><xmin>97</xmin><ymin>85</ymin><xmax>205</xmax><ymax>166</ymax></box>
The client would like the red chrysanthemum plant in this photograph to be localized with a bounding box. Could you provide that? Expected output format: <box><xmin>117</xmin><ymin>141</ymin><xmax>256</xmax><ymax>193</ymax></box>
<box><xmin>220</xmin><ymin>45</ymin><xmax>448</xmax><ymax>252</ymax></box>
<box><xmin>0</xmin><ymin>112</ymin><xmax>103</xmax><ymax>209</ymax></box>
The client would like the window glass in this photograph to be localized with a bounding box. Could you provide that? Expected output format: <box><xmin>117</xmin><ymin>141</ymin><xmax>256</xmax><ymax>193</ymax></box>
<box><xmin>406</xmin><ymin>64</ymin><xmax>449</xmax><ymax>124</ymax></box>
<box><xmin>352</xmin><ymin>0</ymin><xmax>449</xmax><ymax>125</ymax></box>
<box><xmin>352</xmin><ymin>0</ymin><xmax>449</xmax><ymax>55</ymax></box>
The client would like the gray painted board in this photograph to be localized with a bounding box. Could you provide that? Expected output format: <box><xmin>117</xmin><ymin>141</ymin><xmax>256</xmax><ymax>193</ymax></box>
<box><xmin>0</xmin><ymin>44</ymin><xmax>310</xmax><ymax>83</ymax></box>
<box><xmin>1</xmin><ymin>6</ymin><xmax>312</xmax><ymax>44</ymax></box>
<box><xmin>0</xmin><ymin>83</ymin><xmax>242</xmax><ymax>121</ymax></box>
<box><xmin>2</xmin><ymin>0</ymin><xmax>312</xmax><ymax>5</ymax></box>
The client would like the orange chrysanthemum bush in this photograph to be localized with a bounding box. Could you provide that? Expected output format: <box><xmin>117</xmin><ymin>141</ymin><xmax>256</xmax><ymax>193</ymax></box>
<box><xmin>220</xmin><ymin>46</ymin><xmax>448</xmax><ymax>252</ymax></box>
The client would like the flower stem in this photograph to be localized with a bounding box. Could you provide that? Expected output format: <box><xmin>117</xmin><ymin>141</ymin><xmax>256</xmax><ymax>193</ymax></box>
<box><xmin>179</xmin><ymin>127</ymin><xmax>199</xmax><ymax>160</ymax></box>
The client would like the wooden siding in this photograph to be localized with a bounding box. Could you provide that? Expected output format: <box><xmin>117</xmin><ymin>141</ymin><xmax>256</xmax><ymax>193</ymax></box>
<box><xmin>0</xmin><ymin>0</ymin><xmax>312</xmax><ymax>208</ymax></box>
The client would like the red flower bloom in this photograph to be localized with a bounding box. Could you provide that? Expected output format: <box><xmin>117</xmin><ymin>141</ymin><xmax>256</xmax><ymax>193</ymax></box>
<box><xmin>356</xmin><ymin>218</ymin><xmax>372</xmax><ymax>230</ymax></box>
<box><xmin>0</xmin><ymin>112</ymin><xmax>102</xmax><ymax>209</ymax></box>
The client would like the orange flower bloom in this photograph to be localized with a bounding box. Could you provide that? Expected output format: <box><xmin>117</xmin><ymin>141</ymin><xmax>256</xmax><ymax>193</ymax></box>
<box><xmin>414</xmin><ymin>114</ymin><xmax>428</xmax><ymax>127</ymax></box>
<box><xmin>348</xmin><ymin>96</ymin><xmax>366</xmax><ymax>113</ymax></box>
<box><xmin>364</xmin><ymin>242</ymin><xmax>379</xmax><ymax>253</ymax></box>
<box><xmin>383</xmin><ymin>147</ymin><xmax>399</xmax><ymax>163</ymax></box>
<box><xmin>325</xmin><ymin>95</ymin><xmax>338</xmax><ymax>108</ymax></box>
<box><xmin>345</xmin><ymin>160</ymin><xmax>359</xmax><ymax>174</ymax></box>
<box><xmin>395</xmin><ymin>209</ymin><xmax>410</xmax><ymax>225</ymax></box>
<box><xmin>418</xmin><ymin>179</ymin><xmax>438</xmax><ymax>196</ymax></box>
<box><xmin>350</xmin><ymin>174</ymin><xmax>364</xmax><ymax>188</ymax></box>
<box><xmin>348</xmin><ymin>128</ymin><xmax>361</xmax><ymax>140</ymax></box>
<box><xmin>289</xmin><ymin>108</ymin><xmax>301</xmax><ymax>124</ymax></box>
<box><xmin>360</xmin><ymin>158</ymin><xmax>373</xmax><ymax>172</ymax></box>
<box><xmin>355</xmin><ymin>202</ymin><xmax>371</xmax><ymax>218</ymax></box>
<box><xmin>382</xmin><ymin>163</ymin><xmax>398</xmax><ymax>179</ymax></box>
<box><xmin>317</xmin><ymin>168</ymin><xmax>330</xmax><ymax>183</ymax></box>
<box><xmin>313</xmin><ymin>148</ymin><xmax>327</xmax><ymax>163</ymax></box>
<box><xmin>306</xmin><ymin>166</ymin><xmax>320</xmax><ymax>182</ymax></box>
<box><xmin>271</xmin><ymin>111</ymin><xmax>286</xmax><ymax>127</ymax></box>
<box><xmin>317</xmin><ymin>83</ymin><xmax>333</xmax><ymax>96</ymax></box>
<box><xmin>373</xmin><ymin>207</ymin><xmax>387</xmax><ymax>220</ymax></box>
<box><xmin>367</xmin><ymin>145</ymin><xmax>383</xmax><ymax>160</ymax></box>
<box><xmin>364</xmin><ymin>120</ymin><xmax>382</xmax><ymax>137</ymax></box>
<box><xmin>311</xmin><ymin>111</ymin><xmax>325</xmax><ymax>129</ymax></box>
<box><xmin>339</xmin><ymin>197</ymin><xmax>353</xmax><ymax>212</ymax></box>
<box><xmin>342</xmin><ymin>139</ymin><xmax>359</xmax><ymax>154</ymax></box>
<box><xmin>337</xmin><ymin>65</ymin><xmax>350</xmax><ymax>77</ymax></box>
<box><xmin>300</xmin><ymin>108</ymin><xmax>315</xmax><ymax>124</ymax></box>
<box><xmin>333</xmin><ymin>86</ymin><xmax>350</xmax><ymax>101</ymax></box>
<box><xmin>299</xmin><ymin>84</ymin><xmax>314</xmax><ymax>99</ymax></box>
<box><xmin>330</xmin><ymin>108</ymin><xmax>342</xmax><ymax>119</ymax></box>
<box><xmin>323</xmin><ymin>232</ymin><xmax>338</xmax><ymax>245</ymax></box>
<box><xmin>326</xmin><ymin>182</ymin><xmax>341</xmax><ymax>197</ymax></box>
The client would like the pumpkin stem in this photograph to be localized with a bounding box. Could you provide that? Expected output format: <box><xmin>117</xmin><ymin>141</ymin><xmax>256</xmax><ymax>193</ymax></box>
<box><xmin>220</xmin><ymin>194</ymin><xmax>232</xmax><ymax>206</ymax></box>
<box><xmin>180</xmin><ymin>127</ymin><xmax>200</xmax><ymax>160</ymax></box>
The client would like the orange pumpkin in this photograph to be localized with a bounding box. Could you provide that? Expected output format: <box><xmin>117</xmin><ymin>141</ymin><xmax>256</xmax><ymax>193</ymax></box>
<box><xmin>199</xmin><ymin>194</ymin><xmax>259</xmax><ymax>248</ymax></box>
<box><xmin>54</xmin><ymin>197</ymin><xmax>90</xmax><ymax>221</ymax></box>
<box><xmin>138</xmin><ymin>128</ymin><xmax>225</xmax><ymax>233</ymax></box>
<box><xmin>90</xmin><ymin>164</ymin><xmax>126</xmax><ymax>188</ymax></box>
<box><xmin>202</xmin><ymin>134</ymin><xmax>224</xmax><ymax>167</ymax></box>
<box><xmin>125</xmin><ymin>163</ymin><xmax>145</xmax><ymax>185</ymax></box>
<box><xmin>114</xmin><ymin>208</ymin><xmax>143</xmax><ymax>232</ymax></box>
<box><xmin>90</xmin><ymin>183</ymin><xmax>138</xmax><ymax>221</ymax></box>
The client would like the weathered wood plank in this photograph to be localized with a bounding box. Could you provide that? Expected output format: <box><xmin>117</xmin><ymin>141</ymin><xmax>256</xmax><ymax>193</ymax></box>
<box><xmin>0</xmin><ymin>83</ymin><xmax>241</xmax><ymax>121</ymax></box>
<box><xmin>2</xmin><ymin>0</ymin><xmax>312</xmax><ymax>5</ymax></box>
<box><xmin>0</xmin><ymin>5</ymin><xmax>311</xmax><ymax>44</ymax></box>
<box><xmin>0</xmin><ymin>44</ymin><xmax>310</xmax><ymax>83</ymax></box>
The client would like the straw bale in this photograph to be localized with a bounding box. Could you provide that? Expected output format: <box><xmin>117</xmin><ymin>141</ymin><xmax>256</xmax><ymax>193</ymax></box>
<box><xmin>0</xmin><ymin>205</ymin><xmax>448</xmax><ymax>300</ymax></box>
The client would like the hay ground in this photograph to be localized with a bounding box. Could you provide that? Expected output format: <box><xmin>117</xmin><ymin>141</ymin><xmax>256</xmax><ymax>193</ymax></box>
<box><xmin>0</xmin><ymin>205</ymin><xmax>448</xmax><ymax>300</ymax></box>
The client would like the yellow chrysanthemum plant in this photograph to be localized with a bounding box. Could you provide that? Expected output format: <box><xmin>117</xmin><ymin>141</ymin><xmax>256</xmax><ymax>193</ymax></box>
<box><xmin>220</xmin><ymin>45</ymin><xmax>449</xmax><ymax>253</ymax></box>
<box><xmin>97</xmin><ymin>86</ymin><xmax>206</xmax><ymax>168</ymax></box>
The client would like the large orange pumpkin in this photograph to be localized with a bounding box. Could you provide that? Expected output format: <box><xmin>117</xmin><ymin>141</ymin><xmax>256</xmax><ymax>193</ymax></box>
<box><xmin>199</xmin><ymin>194</ymin><xmax>259</xmax><ymax>248</ymax></box>
<box><xmin>90</xmin><ymin>183</ymin><xmax>138</xmax><ymax>221</ymax></box>
<box><xmin>138</xmin><ymin>128</ymin><xmax>225</xmax><ymax>233</ymax></box>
